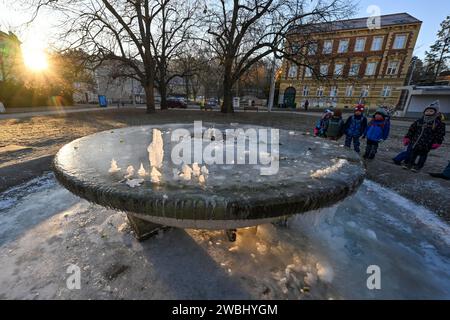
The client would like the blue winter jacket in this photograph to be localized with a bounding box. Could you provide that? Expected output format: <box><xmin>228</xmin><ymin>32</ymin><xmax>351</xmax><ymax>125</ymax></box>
<box><xmin>365</xmin><ymin>119</ymin><xmax>390</xmax><ymax>142</ymax></box>
<box><xmin>344</xmin><ymin>115</ymin><xmax>368</xmax><ymax>137</ymax></box>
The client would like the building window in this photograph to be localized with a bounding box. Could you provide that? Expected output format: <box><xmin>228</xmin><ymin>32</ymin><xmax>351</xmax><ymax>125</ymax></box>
<box><xmin>338</xmin><ymin>39</ymin><xmax>349</xmax><ymax>53</ymax></box>
<box><xmin>381</xmin><ymin>85</ymin><xmax>392</xmax><ymax>97</ymax></box>
<box><xmin>371</xmin><ymin>36</ymin><xmax>384</xmax><ymax>51</ymax></box>
<box><xmin>334</xmin><ymin>63</ymin><xmax>344</xmax><ymax>76</ymax></box>
<box><xmin>345</xmin><ymin>85</ymin><xmax>353</xmax><ymax>97</ymax></box>
<box><xmin>361</xmin><ymin>85</ymin><xmax>370</xmax><ymax>97</ymax></box>
<box><xmin>349</xmin><ymin>63</ymin><xmax>360</xmax><ymax>76</ymax></box>
<box><xmin>291</xmin><ymin>43</ymin><xmax>301</xmax><ymax>54</ymax></box>
<box><xmin>386</xmin><ymin>61</ymin><xmax>399</xmax><ymax>75</ymax></box>
<box><xmin>330</xmin><ymin>86</ymin><xmax>338</xmax><ymax>97</ymax></box>
<box><xmin>317</xmin><ymin>86</ymin><xmax>324</xmax><ymax>97</ymax></box>
<box><xmin>323</xmin><ymin>40</ymin><xmax>333</xmax><ymax>54</ymax></box>
<box><xmin>308</xmin><ymin>43</ymin><xmax>318</xmax><ymax>55</ymax></box>
<box><xmin>303</xmin><ymin>85</ymin><xmax>310</xmax><ymax>96</ymax></box>
<box><xmin>304</xmin><ymin>67</ymin><xmax>313</xmax><ymax>78</ymax></box>
<box><xmin>320</xmin><ymin>64</ymin><xmax>329</xmax><ymax>76</ymax></box>
<box><xmin>393</xmin><ymin>34</ymin><xmax>407</xmax><ymax>49</ymax></box>
<box><xmin>354</xmin><ymin>38</ymin><xmax>366</xmax><ymax>52</ymax></box>
<box><xmin>365</xmin><ymin>62</ymin><xmax>377</xmax><ymax>76</ymax></box>
<box><xmin>288</xmin><ymin>65</ymin><xmax>298</xmax><ymax>78</ymax></box>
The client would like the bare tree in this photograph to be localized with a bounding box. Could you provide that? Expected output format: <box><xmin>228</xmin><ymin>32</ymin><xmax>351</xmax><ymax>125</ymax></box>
<box><xmin>31</xmin><ymin>0</ymin><xmax>199</xmax><ymax>113</ymax></box>
<box><xmin>201</xmin><ymin>0</ymin><xmax>354</xmax><ymax>113</ymax></box>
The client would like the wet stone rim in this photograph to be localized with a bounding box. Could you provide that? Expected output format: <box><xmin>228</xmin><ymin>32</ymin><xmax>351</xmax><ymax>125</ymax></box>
<box><xmin>52</xmin><ymin>125</ymin><xmax>366</xmax><ymax>223</ymax></box>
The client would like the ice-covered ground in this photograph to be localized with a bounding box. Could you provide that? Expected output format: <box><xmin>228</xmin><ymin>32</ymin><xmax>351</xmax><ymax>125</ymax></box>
<box><xmin>0</xmin><ymin>173</ymin><xmax>449</xmax><ymax>299</ymax></box>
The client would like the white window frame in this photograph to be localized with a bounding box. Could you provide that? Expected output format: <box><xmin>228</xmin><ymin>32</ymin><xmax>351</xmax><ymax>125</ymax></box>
<box><xmin>334</xmin><ymin>63</ymin><xmax>344</xmax><ymax>76</ymax></box>
<box><xmin>291</xmin><ymin>43</ymin><xmax>301</xmax><ymax>54</ymax></box>
<box><xmin>304</xmin><ymin>67</ymin><xmax>313</xmax><ymax>78</ymax></box>
<box><xmin>365</xmin><ymin>62</ymin><xmax>377</xmax><ymax>76</ymax></box>
<box><xmin>393</xmin><ymin>34</ymin><xmax>407</xmax><ymax>49</ymax></box>
<box><xmin>320</xmin><ymin>64</ymin><xmax>329</xmax><ymax>76</ymax></box>
<box><xmin>308</xmin><ymin>43</ymin><xmax>318</xmax><ymax>56</ymax></box>
<box><xmin>349</xmin><ymin>63</ymin><xmax>360</xmax><ymax>76</ymax></box>
<box><xmin>330</xmin><ymin>86</ymin><xmax>338</xmax><ymax>97</ymax></box>
<box><xmin>323</xmin><ymin>40</ymin><xmax>333</xmax><ymax>54</ymax></box>
<box><xmin>354</xmin><ymin>38</ymin><xmax>366</xmax><ymax>52</ymax></box>
<box><xmin>386</xmin><ymin>61</ymin><xmax>399</xmax><ymax>75</ymax></box>
<box><xmin>381</xmin><ymin>85</ymin><xmax>392</xmax><ymax>97</ymax></box>
<box><xmin>345</xmin><ymin>85</ymin><xmax>354</xmax><ymax>97</ymax></box>
<box><xmin>361</xmin><ymin>85</ymin><xmax>370</xmax><ymax>97</ymax></box>
<box><xmin>371</xmin><ymin>36</ymin><xmax>384</xmax><ymax>51</ymax></box>
<box><xmin>288</xmin><ymin>65</ymin><xmax>298</xmax><ymax>78</ymax></box>
<box><xmin>338</xmin><ymin>39</ymin><xmax>349</xmax><ymax>53</ymax></box>
<box><xmin>303</xmin><ymin>85</ymin><xmax>310</xmax><ymax>96</ymax></box>
<box><xmin>317</xmin><ymin>86</ymin><xmax>324</xmax><ymax>97</ymax></box>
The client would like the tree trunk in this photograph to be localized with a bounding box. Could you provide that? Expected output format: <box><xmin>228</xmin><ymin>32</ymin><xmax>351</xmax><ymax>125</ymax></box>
<box><xmin>222</xmin><ymin>63</ymin><xmax>234</xmax><ymax>113</ymax></box>
<box><xmin>184</xmin><ymin>76</ymin><xmax>190</xmax><ymax>101</ymax></box>
<box><xmin>160</xmin><ymin>83</ymin><xmax>168</xmax><ymax>110</ymax></box>
<box><xmin>144</xmin><ymin>83</ymin><xmax>156</xmax><ymax>113</ymax></box>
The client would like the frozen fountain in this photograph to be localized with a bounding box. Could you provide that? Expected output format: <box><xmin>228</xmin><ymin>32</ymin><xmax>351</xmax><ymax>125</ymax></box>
<box><xmin>53</xmin><ymin>123</ymin><xmax>365</xmax><ymax>241</ymax></box>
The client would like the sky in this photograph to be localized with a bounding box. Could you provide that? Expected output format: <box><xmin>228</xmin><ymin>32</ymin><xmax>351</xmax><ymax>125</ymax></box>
<box><xmin>0</xmin><ymin>0</ymin><xmax>449</xmax><ymax>59</ymax></box>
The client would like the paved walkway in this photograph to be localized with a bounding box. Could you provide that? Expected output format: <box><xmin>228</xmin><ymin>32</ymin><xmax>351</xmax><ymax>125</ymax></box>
<box><xmin>0</xmin><ymin>106</ymin><xmax>113</xmax><ymax>120</ymax></box>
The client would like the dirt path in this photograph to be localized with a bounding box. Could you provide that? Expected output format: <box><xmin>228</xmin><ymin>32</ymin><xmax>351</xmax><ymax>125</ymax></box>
<box><xmin>1</xmin><ymin>108</ymin><xmax>449</xmax><ymax>221</ymax></box>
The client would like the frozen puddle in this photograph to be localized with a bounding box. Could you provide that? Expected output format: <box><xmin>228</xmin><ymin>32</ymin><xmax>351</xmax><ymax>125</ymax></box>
<box><xmin>0</xmin><ymin>174</ymin><xmax>449</xmax><ymax>299</ymax></box>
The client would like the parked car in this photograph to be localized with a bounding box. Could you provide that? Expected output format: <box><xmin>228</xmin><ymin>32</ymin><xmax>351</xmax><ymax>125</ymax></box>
<box><xmin>166</xmin><ymin>97</ymin><xmax>187</xmax><ymax>108</ymax></box>
<box><xmin>205</xmin><ymin>99</ymin><xmax>219</xmax><ymax>110</ymax></box>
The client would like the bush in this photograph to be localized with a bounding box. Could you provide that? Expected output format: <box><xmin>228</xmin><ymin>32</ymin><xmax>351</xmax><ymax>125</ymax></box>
<box><xmin>0</xmin><ymin>80</ymin><xmax>73</xmax><ymax>108</ymax></box>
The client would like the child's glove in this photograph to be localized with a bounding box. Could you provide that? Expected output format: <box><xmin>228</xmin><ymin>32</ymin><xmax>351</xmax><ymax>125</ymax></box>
<box><xmin>403</xmin><ymin>137</ymin><xmax>410</xmax><ymax>146</ymax></box>
<box><xmin>431</xmin><ymin>144</ymin><xmax>441</xmax><ymax>150</ymax></box>
<box><xmin>313</xmin><ymin>128</ymin><xmax>319</xmax><ymax>136</ymax></box>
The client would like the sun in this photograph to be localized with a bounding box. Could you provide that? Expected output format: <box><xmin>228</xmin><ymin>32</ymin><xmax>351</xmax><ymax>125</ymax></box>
<box><xmin>22</xmin><ymin>41</ymin><xmax>49</xmax><ymax>72</ymax></box>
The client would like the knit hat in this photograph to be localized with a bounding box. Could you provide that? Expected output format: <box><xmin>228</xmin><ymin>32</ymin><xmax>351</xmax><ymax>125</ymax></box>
<box><xmin>354</xmin><ymin>104</ymin><xmax>365</xmax><ymax>113</ymax></box>
<box><xmin>424</xmin><ymin>100</ymin><xmax>440</xmax><ymax>113</ymax></box>
<box><xmin>375</xmin><ymin>107</ymin><xmax>388</xmax><ymax>117</ymax></box>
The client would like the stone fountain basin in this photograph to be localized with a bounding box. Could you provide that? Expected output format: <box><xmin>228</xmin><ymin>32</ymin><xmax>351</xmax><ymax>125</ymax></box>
<box><xmin>52</xmin><ymin>123</ymin><xmax>365</xmax><ymax>230</ymax></box>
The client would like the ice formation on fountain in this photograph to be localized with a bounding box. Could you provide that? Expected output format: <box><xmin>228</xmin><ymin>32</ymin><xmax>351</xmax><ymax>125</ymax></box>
<box><xmin>201</xmin><ymin>165</ymin><xmax>209</xmax><ymax>176</ymax></box>
<box><xmin>108</xmin><ymin>159</ymin><xmax>121</xmax><ymax>173</ymax></box>
<box><xmin>311</xmin><ymin>159</ymin><xmax>348</xmax><ymax>178</ymax></box>
<box><xmin>192</xmin><ymin>163</ymin><xmax>201</xmax><ymax>177</ymax></box>
<box><xmin>148</xmin><ymin>128</ymin><xmax>164</xmax><ymax>168</ymax></box>
<box><xmin>126</xmin><ymin>178</ymin><xmax>144</xmax><ymax>188</ymax></box>
<box><xmin>124</xmin><ymin>165</ymin><xmax>135</xmax><ymax>179</ymax></box>
<box><xmin>150</xmin><ymin>167</ymin><xmax>162</xmax><ymax>183</ymax></box>
<box><xmin>180</xmin><ymin>164</ymin><xmax>193</xmax><ymax>181</ymax></box>
<box><xmin>147</xmin><ymin>128</ymin><xmax>164</xmax><ymax>184</ymax></box>
<box><xmin>138</xmin><ymin>163</ymin><xmax>147</xmax><ymax>177</ymax></box>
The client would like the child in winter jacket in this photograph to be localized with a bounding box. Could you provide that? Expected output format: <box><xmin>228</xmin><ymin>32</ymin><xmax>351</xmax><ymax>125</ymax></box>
<box><xmin>314</xmin><ymin>109</ymin><xmax>333</xmax><ymax>137</ymax></box>
<box><xmin>403</xmin><ymin>101</ymin><xmax>446</xmax><ymax>172</ymax></box>
<box><xmin>326</xmin><ymin>108</ymin><xmax>345</xmax><ymax>140</ymax></box>
<box><xmin>363</xmin><ymin>109</ymin><xmax>390</xmax><ymax>159</ymax></box>
<box><xmin>344</xmin><ymin>104</ymin><xmax>368</xmax><ymax>153</ymax></box>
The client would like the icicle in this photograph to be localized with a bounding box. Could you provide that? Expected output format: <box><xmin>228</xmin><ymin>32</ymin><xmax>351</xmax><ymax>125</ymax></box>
<box><xmin>201</xmin><ymin>165</ymin><xmax>209</xmax><ymax>176</ymax></box>
<box><xmin>192</xmin><ymin>163</ymin><xmax>201</xmax><ymax>177</ymax></box>
<box><xmin>150</xmin><ymin>167</ymin><xmax>162</xmax><ymax>183</ymax></box>
<box><xmin>148</xmin><ymin>128</ymin><xmax>164</xmax><ymax>168</ymax></box>
<box><xmin>180</xmin><ymin>164</ymin><xmax>193</xmax><ymax>180</ymax></box>
<box><xmin>108</xmin><ymin>159</ymin><xmax>121</xmax><ymax>173</ymax></box>
<box><xmin>138</xmin><ymin>163</ymin><xmax>147</xmax><ymax>177</ymax></box>
<box><xmin>124</xmin><ymin>165</ymin><xmax>135</xmax><ymax>179</ymax></box>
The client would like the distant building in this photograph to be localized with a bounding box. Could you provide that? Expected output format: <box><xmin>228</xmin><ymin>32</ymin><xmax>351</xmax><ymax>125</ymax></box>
<box><xmin>397</xmin><ymin>85</ymin><xmax>450</xmax><ymax>117</ymax></box>
<box><xmin>279</xmin><ymin>13</ymin><xmax>422</xmax><ymax>109</ymax></box>
<box><xmin>73</xmin><ymin>60</ymin><xmax>147</xmax><ymax>105</ymax></box>
<box><xmin>0</xmin><ymin>31</ymin><xmax>22</xmax><ymax>82</ymax></box>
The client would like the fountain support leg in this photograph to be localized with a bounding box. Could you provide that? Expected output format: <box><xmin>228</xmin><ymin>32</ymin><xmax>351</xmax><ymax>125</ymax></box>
<box><xmin>127</xmin><ymin>213</ymin><xmax>166</xmax><ymax>241</ymax></box>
